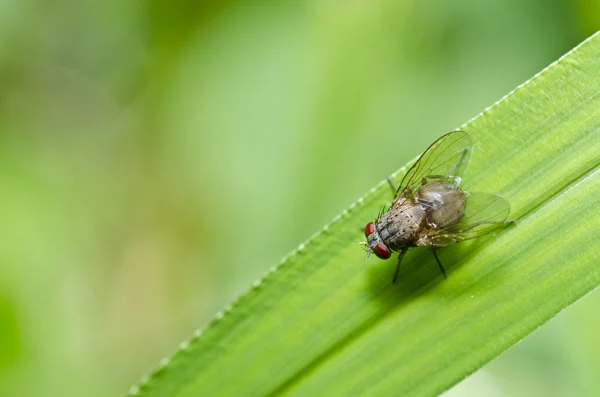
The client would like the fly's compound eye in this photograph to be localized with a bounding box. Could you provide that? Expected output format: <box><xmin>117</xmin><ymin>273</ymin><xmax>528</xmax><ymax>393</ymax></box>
<box><xmin>364</xmin><ymin>222</ymin><xmax>377</xmax><ymax>238</ymax></box>
<box><xmin>373</xmin><ymin>243</ymin><xmax>391</xmax><ymax>259</ymax></box>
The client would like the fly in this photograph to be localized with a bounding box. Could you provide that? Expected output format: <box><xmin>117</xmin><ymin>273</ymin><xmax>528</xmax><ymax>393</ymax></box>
<box><xmin>362</xmin><ymin>131</ymin><xmax>514</xmax><ymax>283</ymax></box>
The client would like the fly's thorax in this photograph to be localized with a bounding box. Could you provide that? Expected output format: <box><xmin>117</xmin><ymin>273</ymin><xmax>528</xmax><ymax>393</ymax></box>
<box><xmin>417</xmin><ymin>181</ymin><xmax>466</xmax><ymax>230</ymax></box>
<box><xmin>376</xmin><ymin>199</ymin><xmax>425</xmax><ymax>250</ymax></box>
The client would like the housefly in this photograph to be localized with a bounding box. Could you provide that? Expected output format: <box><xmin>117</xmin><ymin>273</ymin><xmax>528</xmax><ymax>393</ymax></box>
<box><xmin>362</xmin><ymin>131</ymin><xmax>513</xmax><ymax>283</ymax></box>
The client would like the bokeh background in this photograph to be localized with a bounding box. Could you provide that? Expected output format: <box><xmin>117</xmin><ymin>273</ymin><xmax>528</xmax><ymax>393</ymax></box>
<box><xmin>1</xmin><ymin>1</ymin><xmax>599</xmax><ymax>396</ymax></box>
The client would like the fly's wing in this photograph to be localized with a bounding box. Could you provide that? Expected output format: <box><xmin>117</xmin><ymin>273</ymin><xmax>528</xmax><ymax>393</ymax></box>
<box><xmin>397</xmin><ymin>131</ymin><xmax>472</xmax><ymax>198</ymax></box>
<box><xmin>428</xmin><ymin>192</ymin><xmax>512</xmax><ymax>246</ymax></box>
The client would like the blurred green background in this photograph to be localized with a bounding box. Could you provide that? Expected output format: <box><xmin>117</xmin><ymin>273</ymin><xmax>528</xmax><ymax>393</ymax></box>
<box><xmin>1</xmin><ymin>1</ymin><xmax>599</xmax><ymax>396</ymax></box>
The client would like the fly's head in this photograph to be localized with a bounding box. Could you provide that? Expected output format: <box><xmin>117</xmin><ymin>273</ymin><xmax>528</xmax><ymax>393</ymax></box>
<box><xmin>361</xmin><ymin>222</ymin><xmax>392</xmax><ymax>259</ymax></box>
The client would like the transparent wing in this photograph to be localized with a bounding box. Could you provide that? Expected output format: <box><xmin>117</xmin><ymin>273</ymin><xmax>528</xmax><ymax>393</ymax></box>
<box><xmin>428</xmin><ymin>192</ymin><xmax>512</xmax><ymax>246</ymax></box>
<box><xmin>397</xmin><ymin>131</ymin><xmax>472</xmax><ymax>197</ymax></box>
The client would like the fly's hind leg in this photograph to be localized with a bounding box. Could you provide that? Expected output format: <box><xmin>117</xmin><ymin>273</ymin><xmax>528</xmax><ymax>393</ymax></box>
<box><xmin>421</xmin><ymin>175</ymin><xmax>462</xmax><ymax>187</ymax></box>
<box><xmin>392</xmin><ymin>247</ymin><xmax>409</xmax><ymax>283</ymax></box>
<box><xmin>432</xmin><ymin>249</ymin><xmax>447</xmax><ymax>278</ymax></box>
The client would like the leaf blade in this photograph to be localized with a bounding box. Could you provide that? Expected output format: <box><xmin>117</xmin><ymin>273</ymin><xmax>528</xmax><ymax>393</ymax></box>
<box><xmin>130</xmin><ymin>31</ymin><xmax>600</xmax><ymax>397</ymax></box>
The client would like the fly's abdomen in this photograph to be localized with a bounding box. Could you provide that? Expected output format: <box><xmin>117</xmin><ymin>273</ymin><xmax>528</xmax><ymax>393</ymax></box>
<box><xmin>376</xmin><ymin>203</ymin><xmax>425</xmax><ymax>250</ymax></box>
<box><xmin>418</xmin><ymin>181</ymin><xmax>467</xmax><ymax>230</ymax></box>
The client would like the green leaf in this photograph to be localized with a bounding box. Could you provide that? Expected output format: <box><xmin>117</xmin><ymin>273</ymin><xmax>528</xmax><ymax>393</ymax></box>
<box><xmin>129</xmin><ymin>31</ymin><xmax>600</xmax><ymax>397</ymax></box>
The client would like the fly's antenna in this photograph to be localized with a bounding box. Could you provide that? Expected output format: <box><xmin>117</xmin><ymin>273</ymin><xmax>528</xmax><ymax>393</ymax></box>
<box><xmin>356</xmin><ymin>239</ymin><xmax>370</xmax><ymax>253</ymax></box>
<box><xmin>353</xmin><ymin>239</ymin><xmax>371</xmax><ymax>269</ymax></box>
<box><xmin>358</xmin><ymin>241</ymin><xmax>371</xmax><ymax>268</ymax></box>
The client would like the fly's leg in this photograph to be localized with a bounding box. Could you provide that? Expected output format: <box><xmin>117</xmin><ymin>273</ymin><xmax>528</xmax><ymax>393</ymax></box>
<box><xmin>356</xmin><ymin>178</ymin><xmax>397</xmax><ymax>235</ymax></box>
<box><xmin>386</xmin><ymin>177</ymin><xmax>398</xmax><ymax>195</ymax></box>
<box><xmin>449</xmin><ymin>145</ymin><xmax>470</xmax><ymax>176</ymax></box>
<box><xmin>432</xmin><ymin>249</ymin><xmax>447</xmax><ymax>278</ymax></box>
<box><xmin>392</xmin><ymin>247</ymin><xmax>409</xmax><ymax>283</ymax></box>
<box><xmin>421</xmin><ymin>175</ymin><xmax>462</xmax><ymax>187</ymax></box>
<box><xmin>387</xmin><ymin>176</ymin><xmax>414</xmax><ymax>199</ymax></box>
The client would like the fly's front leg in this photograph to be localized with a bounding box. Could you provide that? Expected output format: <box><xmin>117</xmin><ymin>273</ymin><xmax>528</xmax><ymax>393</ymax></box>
<box><xmin>392</xmin><ymin>247</ymin><xmax>409</xmax><ymax>283</ymax></box>
<box><xmin>386</xmin><ymin>177</ymin><xmax>398</xmax><ymax>195</ymax></box>
<box><xmin>387</xmin><ymin>177</ymin><xmax>413</xmax><ymax>199</ymax></box>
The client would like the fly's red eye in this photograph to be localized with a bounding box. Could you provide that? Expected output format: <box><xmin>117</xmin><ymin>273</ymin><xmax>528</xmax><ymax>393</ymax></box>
<box><xmin>373</xmin><ymin>243</ymin><xmax>391</xmax><ymax>259</ymax></box>
<box><xmin>365</xmin><ymin>222</ymin><xmax>377</xmax><ymax>238</ymax></box>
